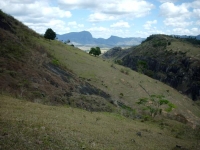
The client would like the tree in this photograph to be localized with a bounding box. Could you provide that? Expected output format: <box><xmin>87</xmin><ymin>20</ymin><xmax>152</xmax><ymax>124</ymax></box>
<box><xmin>89</xmin><ymin>47</ymin><xmax>101</xmax><ymax>56</ymax></box>
<box><xmin>96</xmin><ymin>47</ymin><xmax>101</xmax><ymax>55</ymax></box>
<box><xmin>136</xmin><ymin>95</ymin><xmax>176</xmax><ymax>118</ymax></box>
<box><xmin>44</xmin><ymin>28</ymin><xmax>56</xmax><ymax>40</ymax></box>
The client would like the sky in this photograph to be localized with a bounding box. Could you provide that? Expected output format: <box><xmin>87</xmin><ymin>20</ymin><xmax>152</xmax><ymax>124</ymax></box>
<box><xmin>0</xmin><ymin>0</ymin><xmax>200</xmax><ymax>38</ymax></box>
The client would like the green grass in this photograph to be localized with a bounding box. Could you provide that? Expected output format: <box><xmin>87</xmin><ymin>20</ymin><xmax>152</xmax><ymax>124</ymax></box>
<box><xmin>1</xmin><ymin>95</ymin><xmax>199</xmax><ymax>150</ymax></box>
<box><xmin>166</xmin><ymin>40</ymin><xmax>200</xmax><ymax>59</ymax></box>
<box><xmin>28</xmin><ymin>35</ymin><xmax>200</xmax><ymax>127</ymax></box>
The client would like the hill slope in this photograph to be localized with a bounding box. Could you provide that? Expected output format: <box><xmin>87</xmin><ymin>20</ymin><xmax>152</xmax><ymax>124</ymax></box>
<box><xmin>1</xmin><ymin>95</ymin><xmax>200</xmax><ymax>150</ymax></box>
<box><xmin>0</xmin><ymin>10</ymin><xmax>113</xmax><ymax>111</ymax></box>
<box><xmin>104</xmin><ymin>34</ymin><xmax>200</xmax><ymax>101</ymax></box>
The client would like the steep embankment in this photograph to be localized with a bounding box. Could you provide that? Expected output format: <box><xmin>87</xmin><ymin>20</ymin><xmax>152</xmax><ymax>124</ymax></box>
<box><xmin>0</xmin><ymin>10</ymin><xmax>113</xmax><ymax>111</ymax></box>
<box><xmin>104</xmin><ymin>35</ymin><xmax>200</xmax><ymax>101</ymax></box>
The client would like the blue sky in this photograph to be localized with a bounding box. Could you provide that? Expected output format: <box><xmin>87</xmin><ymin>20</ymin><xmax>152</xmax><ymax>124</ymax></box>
<box><xmin>0</xmin><ymin>0</ymin><xmax>199</xmax><ymax>38</ymax></box>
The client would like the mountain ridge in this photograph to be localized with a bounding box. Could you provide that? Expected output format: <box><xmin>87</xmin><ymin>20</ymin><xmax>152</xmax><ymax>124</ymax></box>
<box><xmin>57</xmin><ymin>31</ymin><xmax>145</xmax><ymax>47</ymax></box>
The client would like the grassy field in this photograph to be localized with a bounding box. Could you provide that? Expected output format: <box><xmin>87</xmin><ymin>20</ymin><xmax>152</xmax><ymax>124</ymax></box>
<box><xmin>1</xmin><ymin>95</ymin><xmax>199</xmax><ymax>150</ymax></box>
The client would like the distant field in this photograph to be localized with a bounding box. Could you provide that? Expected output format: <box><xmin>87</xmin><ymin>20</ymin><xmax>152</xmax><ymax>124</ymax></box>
<box><xmin>77</xmin><ymin>46</ymin><xmax>131</xmax><ymax>54</ymax></box>
<box><xmin>77</xmin><ymin>46</ymin><xmax>111</xmax><ymax>54</ymax></box>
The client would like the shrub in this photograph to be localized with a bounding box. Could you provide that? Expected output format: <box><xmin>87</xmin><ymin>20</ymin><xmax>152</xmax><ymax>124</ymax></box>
<box><xmin>136</xmin><ymin>95</ymin><xmax>176</xmax><ymax>118</ymax></box>
<box><xmin>115</xmin><ymin>60</ymin><xmax>123</xmax><ymax>65</ymax></box>
<box><xmin>120</xmin><ymin>68</ymin><xmax>130</xmax><ymax>75</ymax></box>
<box><xmin>119</xmin><ymin>93</ymin><xmax>124</xmax><ymax>98</ymax></box>
<box><xmin>52</xmin><ymin>58</ymin><xmax>60</xmax><ymax>66</ymax></box>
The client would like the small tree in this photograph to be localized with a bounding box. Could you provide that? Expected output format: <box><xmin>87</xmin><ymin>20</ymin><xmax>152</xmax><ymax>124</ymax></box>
<box><xmin>136</xmin><ymin>95</ymin><xmax>176</xmax><ymax>118</ymax></box>
<box><xmin>44</xmin><ymin>28</ymin><xmax>56</xmax><ymax>40</ymax></box>
<box><xmin>89</xmin><ymin>47</ymin><xmax>101</xmax><ymax>56</ymax></box>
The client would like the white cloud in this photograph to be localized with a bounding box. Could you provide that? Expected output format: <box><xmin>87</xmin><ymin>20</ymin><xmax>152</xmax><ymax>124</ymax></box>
<box><xmin>25</xmin><ymin>19</ymin><xmax>70</xmax><ymax>34</ymax></box>
<box><xmin>135</xmin><ymin>29</ymin><xmax>165</xmax><ymax>38</ymax></box>
<box><xmin>0</xmin><ymin>1</ymin><xmax>72</xmax><ymax>34</ymax></box>
<box><xmin>185</xmin><ymin>1</ymin><xmax>200</xmax><ymax>9</ymax></box>
<box><xmin>110</xmin><ymin>20</ymin><xmax>130</xmax><ymax>28</ymax></box>
<box><xmin>87</xmin><ymin>27</ymin><xmax>111</xmax><ymax>38</ymax></box>
<box><xmin>87</xmin><ymin>27</ymin><xmax>109</xmax><ymax>33</ymax></box>
<box><xmin>9</xmin><ymin>0</ymin><xmax>36</xmax><ymax>4</ymax></box>
<box><xmin>193</xmin><ymin>9</ymin><xmax>200</xmax><ymax>19</ymax></box>
<box><xmin>1</xmin><ymin>1</ymin><xmax>71</xmax><ymax>18</ymax></box>
<box><xmin>68</xmin><ymin>21</ymin><xmax>84</xmax><ymax>28</ymax></box>
<box><xmin>159</xmin><ymin>2</ymin><xmax>195</xmax><ymax>29</ymax></box>
<box><xmin>191</xmin><ymin>28</ymin><xmax>200</xmax><ymax>33</ymax></box>
<box><xmin>172</xmin><ymin>28</ymin><xmax>190</xmax><ymax>35</ymax></box>
<box><xmin>160</xmin><ymin>2</ymin><xmax>189</xmax><ymax>18</ymax></box>
<box><xmin>143</xmin><ymin>20</ymin><xmax>157</xmax><ymax>30</ymax></box>
<box><xmin>59</xmin><ymin>0</ymin><xmax>154</xmax><ymax>22</ymax></box>
<box><xmin>88</xmin><ymin>13</ymin><xmax>115</xmax><ymax>22</ymax></box>
<box><xmin>172</xmin><ymin>27</ymin><xmax>200</xmax><ymax>35</ymax></box>
<box><xmin>100</xmin><ymin>0</ymin><xmax>154</xmax><ymax>18</ymax></box>
<box><xmin>157</xmin><ymin>0</ymin><xmax>179</xmax><ymax>3</ymax></box>
<box><xmin>163</xmin><ymin>17</ymin><xmax>193</xmax><ymax>27</ymax></box>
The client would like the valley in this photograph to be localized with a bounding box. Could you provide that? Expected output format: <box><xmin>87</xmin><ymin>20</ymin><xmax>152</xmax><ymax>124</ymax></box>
<box><xmin>0</xmin><ymin>10</ymin><xmax>200</xmax><ymax>150</ymax></box>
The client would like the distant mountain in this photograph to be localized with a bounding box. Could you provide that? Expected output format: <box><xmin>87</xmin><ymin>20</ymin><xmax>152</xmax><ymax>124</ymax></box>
<box><xmin>196</xmin><ymin>35</ymin><xmax>200</xmax><ymax>40</ymax></box>
<box><xmin>56</xmin><ymin>31</ymin><xmax>145</xmax><ymax>47</ymax></box>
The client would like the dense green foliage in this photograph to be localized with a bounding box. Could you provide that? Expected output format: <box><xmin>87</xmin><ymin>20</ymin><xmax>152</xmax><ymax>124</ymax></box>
<box><xmin>44</xmin><ymin>28</ymin><xmax>56</xmax><ymax>40</ymax></box>
<box><xmin>89</xmin><ymin>47</ymin><xmax>101</xmax><ymax>56</ymax></box>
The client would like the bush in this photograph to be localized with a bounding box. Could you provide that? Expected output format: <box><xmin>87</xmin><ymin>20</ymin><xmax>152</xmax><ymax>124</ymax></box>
<box><xmin>115</xmin><ymin>60</ymin><xmax>123</xmax><ymax>65</ymax></box>
<box><xmin>120</xmin><ymin>68</ymin><xmax>130</xmax><ymax>75</ymax></box>
<box><xmin>52</xmin><ymin>58</ymin><xmax>60</xmax><ymax>66</ymax></box>
<box><xmin>119</xmin><ymin>93</ymin><xmax>124</xmax><ymax>98</ymax></box>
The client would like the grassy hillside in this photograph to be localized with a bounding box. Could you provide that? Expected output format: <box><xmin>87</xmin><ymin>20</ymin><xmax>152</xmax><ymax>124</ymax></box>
<box><xmin>0</xmin><ymin>10</ymin><xmax>200</xmax><ymax>149</ymax></box>
<box><xmin>103</xmin><ymin>34</ymin><xmax>200</xmax><ymax>101</ymax></box>
<box><xmin>1</xmin><ymin>95</ymin><xmax>200</xmax><ymax>150</ymax></box>
<box><xmin>38</xmin><ymin>35</ymin><xmax>200</xmax><ymax>126</ymax></box>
